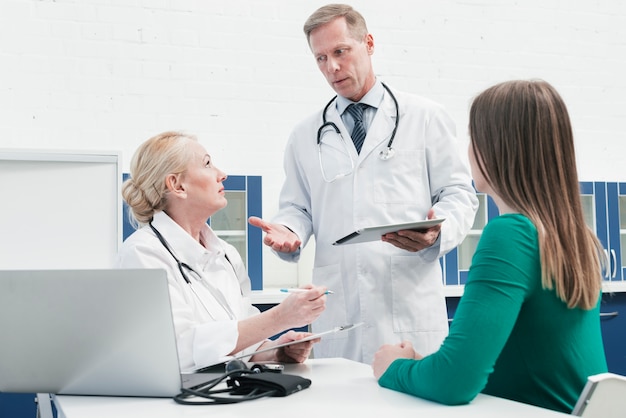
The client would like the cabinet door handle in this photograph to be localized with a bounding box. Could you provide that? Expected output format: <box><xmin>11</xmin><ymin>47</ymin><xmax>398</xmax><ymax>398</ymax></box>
<box><xmin>610</xmin><ymin>249</ymin><xmax>617</xmax><ymax>278</ymax></box>
<box><xmin>603</xmin><ymin>249</ymin><xmax>611</xmax><ymax>279</ymax></box>
<box><xmin>600</xmin><ymin>311</ymin><xmax>619</xmax><ymax>318</ymax></box>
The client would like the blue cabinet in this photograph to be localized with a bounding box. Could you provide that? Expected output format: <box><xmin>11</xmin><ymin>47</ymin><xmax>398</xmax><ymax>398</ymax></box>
<box><xmin>600</xmin><ymin>292</ymin><xmax>626</xmax><ymax>375</ymax></box>
<box><xmin>210</xmin><ymin>175</ymin><xmax>263</xmax><ymax>290</ymax></box>
<box><xmin>0</xmin><ymin>393</ymin><xmax>37</xmax><ymax>418</ymax></box>
<box><xmin>442</xmin><ymin>192</ymin><xmax>499</xmax><ymax>287</ymax></box>
<box><xmin>444</xmin><ymin>182</ymin><xmax>626</xmax><ymax>288</ymax></box>
<box><xmin>444</xmin><ymin>181</ymin><xmax>626</xmax><ymax>289</ymax></box>
<box><xmin>580</xmin><ymin>181</ymin><xmax>626</xmax><ymax>284</ymax></box>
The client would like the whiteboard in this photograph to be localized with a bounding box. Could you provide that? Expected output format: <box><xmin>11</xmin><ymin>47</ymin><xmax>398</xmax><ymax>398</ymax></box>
<box><xmin>0</xmin><ymin>149</ymin><xmax>122</xmax><ymax>269</ymax></box>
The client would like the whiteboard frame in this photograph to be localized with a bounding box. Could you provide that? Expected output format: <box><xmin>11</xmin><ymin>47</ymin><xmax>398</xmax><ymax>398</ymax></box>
<box><xmin>0</xmin><ymin>148</ymin><xmax>122</xmax><ymax>269</ymax></box>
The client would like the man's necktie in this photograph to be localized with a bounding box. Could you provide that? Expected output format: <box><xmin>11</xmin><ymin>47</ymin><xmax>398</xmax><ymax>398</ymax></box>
<box><xmin>346</xmin><ymin>103</ymin><xmax>368</xmax><ymax>154</ymax></box>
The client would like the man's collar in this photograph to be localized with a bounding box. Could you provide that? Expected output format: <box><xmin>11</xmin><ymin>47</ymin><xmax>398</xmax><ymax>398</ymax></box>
<box><xmin>336</xmin><ymin>80</ymin><xmax>384</xmax><ymax>115</ymax></box>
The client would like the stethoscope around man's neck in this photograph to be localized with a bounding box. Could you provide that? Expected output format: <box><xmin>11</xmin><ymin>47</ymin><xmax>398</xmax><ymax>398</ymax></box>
<box><xmin>317</xmin><ymin>82</ymin><xmax>399</xmax><ymax>161</ymax></box>
<box><xmin>149</xmin><ymin>221</ymin><xmax>237</xmax><ymax>320</ymax></box>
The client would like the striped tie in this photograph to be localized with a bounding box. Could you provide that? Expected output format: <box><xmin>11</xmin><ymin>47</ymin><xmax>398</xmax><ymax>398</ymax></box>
<box><xmin>346</xmin><ymin>103</ymin><xmax>368</xmax><ymax>154</ymax></box>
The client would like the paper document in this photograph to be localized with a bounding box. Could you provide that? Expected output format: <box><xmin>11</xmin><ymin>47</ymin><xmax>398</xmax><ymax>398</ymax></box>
<box><xmin>333</xmin><ymin>218</ymin><xmax>445</xmax><ymax>245</ymax></box>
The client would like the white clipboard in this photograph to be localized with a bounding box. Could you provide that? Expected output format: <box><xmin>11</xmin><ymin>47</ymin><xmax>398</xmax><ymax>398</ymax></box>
<box><xmin>191</xmin><ymin>323</ymin><xmax>364</xmax><ymax>373</ymax></box>
<box><xmin>332</xmin><ymin>218</ymin><xmax>445</xmax><ymax>245</ymax></box>
<box><xmin>234</xmin><ymin>323</ymin><xmax>364</xmax><ymax>359</ymax></box>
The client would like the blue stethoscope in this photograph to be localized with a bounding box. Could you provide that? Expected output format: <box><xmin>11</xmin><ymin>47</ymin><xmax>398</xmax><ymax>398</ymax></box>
<box><xmin>316</xmin><ymin>82</ymin><xmax>399</xmax><ymax>162</ymax></box>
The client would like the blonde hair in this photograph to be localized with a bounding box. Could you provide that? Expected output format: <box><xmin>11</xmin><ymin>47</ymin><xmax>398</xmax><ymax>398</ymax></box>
<box><xmin>469</xmin><ymin>80</ymin><xmax>604</xmax><ymax>310</ymax></box>
<box><xmin>122</xmin><ymin>131</ymin><xmax>196</xmax><ymax>227</ymax></box>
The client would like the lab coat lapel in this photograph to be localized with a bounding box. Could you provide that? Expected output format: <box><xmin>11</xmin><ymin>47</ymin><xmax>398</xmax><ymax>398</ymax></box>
<box><xmin>325</xmin><ymin>106</ymin><xmax>359</xmax><ymax>158</ymax></box>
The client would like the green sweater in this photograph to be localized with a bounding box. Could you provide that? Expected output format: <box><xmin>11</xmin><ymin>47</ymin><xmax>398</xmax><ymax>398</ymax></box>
<box><xmin>378</xmin><ymin>214</ymin><xmax>607</xmax><ymax>413</ymax></box>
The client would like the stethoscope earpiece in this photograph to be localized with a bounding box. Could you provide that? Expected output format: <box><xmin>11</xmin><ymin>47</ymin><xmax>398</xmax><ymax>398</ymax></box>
<box><xmin>379</xmin><ymin>147</ymin><xmax>395</xmax><ymax>160</ymax></box>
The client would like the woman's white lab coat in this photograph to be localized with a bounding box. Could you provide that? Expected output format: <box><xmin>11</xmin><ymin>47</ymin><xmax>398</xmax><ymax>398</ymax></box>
<box><xmin>272</xmin><ymin>83</ymin><xmax>478</xmax><ymax>364</ymax></box>
<box><xmin>115</xmin><ymin>211</ymin><xmax>261</xmax><ymax>372</ymax></box>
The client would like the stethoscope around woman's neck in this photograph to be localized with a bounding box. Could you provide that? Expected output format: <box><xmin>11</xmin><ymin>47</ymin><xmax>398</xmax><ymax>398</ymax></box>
<box><xmin>149</xmin><ymin>221</ymin><xmax>237</xmax><ymax>320</ymax></box>
<box><xmin>318</xmin><ymin>82</ymin><xmax>399</xmax><ymax>161</ymax></box>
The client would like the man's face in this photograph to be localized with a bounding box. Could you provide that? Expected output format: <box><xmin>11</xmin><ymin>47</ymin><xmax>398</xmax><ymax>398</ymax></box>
<box><xmin>309</xmin><ymin>17</ymin><xmax>375</xmax><ymax>102</ymax></box>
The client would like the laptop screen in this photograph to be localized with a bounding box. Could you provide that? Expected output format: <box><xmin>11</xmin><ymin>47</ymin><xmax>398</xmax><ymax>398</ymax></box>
<box><xmin>0</xmin><ymin>269</ymin><xmax>183</xmax><ymax>397</ymax></box>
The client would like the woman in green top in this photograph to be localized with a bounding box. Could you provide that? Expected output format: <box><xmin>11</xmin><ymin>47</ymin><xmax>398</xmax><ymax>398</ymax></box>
<box><xmin>372</xmin><ymin>79</ymin><xmax>608</xmax><ymax>413</ymax></box>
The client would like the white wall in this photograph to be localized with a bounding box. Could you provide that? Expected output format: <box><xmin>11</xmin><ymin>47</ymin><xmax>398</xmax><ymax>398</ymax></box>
<box><xmin>1</xmin><ymin>0</ymin><xmax>625</xmax><ymax>287</ymax></box>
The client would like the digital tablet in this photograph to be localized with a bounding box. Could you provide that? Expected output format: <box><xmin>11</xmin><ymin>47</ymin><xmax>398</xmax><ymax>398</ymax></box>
<box><xmin>332</xmin><ymin>218</ymin><xmax>445</xmax><ymax>245</ymax></box>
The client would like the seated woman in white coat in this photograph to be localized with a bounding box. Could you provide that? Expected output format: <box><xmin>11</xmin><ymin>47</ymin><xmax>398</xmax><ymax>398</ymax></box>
<box><xmin>116</xmin><ymin>131</ymin><xmax>328</xmax><ymax>371</ymax></box>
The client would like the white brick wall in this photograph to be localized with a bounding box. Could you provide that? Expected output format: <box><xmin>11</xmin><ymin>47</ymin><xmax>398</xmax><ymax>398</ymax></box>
<box><xmin>1</xmin><ymin>0</ymin><xmax>625</xmax><ymax>286</ymax></box>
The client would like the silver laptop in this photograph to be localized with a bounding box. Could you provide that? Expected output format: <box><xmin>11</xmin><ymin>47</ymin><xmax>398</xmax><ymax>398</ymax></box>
<box><xmin>0</xmin><ymin>268</ymin><xmax>214</xmax><ymax>397</ymax></box>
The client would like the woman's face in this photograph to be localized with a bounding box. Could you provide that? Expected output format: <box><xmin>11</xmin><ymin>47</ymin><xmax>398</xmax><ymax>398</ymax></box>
<box><xmin>180</xmin><ymin>141</ymin><xmax>228</xmax><ymax>218</ymax></box>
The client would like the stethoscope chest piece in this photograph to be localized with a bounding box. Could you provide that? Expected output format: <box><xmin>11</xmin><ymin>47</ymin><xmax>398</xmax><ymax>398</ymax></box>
<box><xmin>379</xmin><ymin>147</ymin><xmax>395</xmax><ymax>160</ymax></box>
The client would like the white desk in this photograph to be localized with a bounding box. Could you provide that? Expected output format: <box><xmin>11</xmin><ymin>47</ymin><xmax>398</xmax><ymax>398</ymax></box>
<box><xmin>52</xmin><ymin>358</ymin><xmax>568</xmax><ymax>418</ymax></box>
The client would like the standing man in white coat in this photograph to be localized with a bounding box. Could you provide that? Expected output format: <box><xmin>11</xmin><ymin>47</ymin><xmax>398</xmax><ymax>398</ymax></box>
<box><xmin>249</xmin><ymin>4</ymin><xmax>478</xmax><ymax>364</ymax></box>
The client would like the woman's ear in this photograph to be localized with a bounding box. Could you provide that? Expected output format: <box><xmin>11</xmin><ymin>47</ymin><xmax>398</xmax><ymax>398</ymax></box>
<box><xmin>165</xmin><ymin>173</ymin><xmax>186</xmax><ymax>198</ymax></box>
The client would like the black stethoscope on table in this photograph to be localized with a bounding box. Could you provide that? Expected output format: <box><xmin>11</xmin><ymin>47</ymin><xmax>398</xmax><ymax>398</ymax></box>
<box><xmin>149</xmin><ymin>222</ymin><xmax>238</xmax><ymax>320</ymax></box>
<box><xmin>317</xmin><ymin>82</ymin><xmax>400</xmax><ymax>167</ymax></box>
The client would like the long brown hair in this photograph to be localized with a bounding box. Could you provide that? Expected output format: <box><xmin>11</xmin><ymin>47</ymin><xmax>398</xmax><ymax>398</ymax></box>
<box><xmin>469</xmin><ymin>79</ymin><xmax>604</xmax><ymax>309</ymax></box>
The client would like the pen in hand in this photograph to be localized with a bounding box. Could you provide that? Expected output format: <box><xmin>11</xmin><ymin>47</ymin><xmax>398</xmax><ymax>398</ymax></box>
<box><xmin>280</xmin><ymin>288</ymin><xmax>334</xmax><ymax>295</ymax></box>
